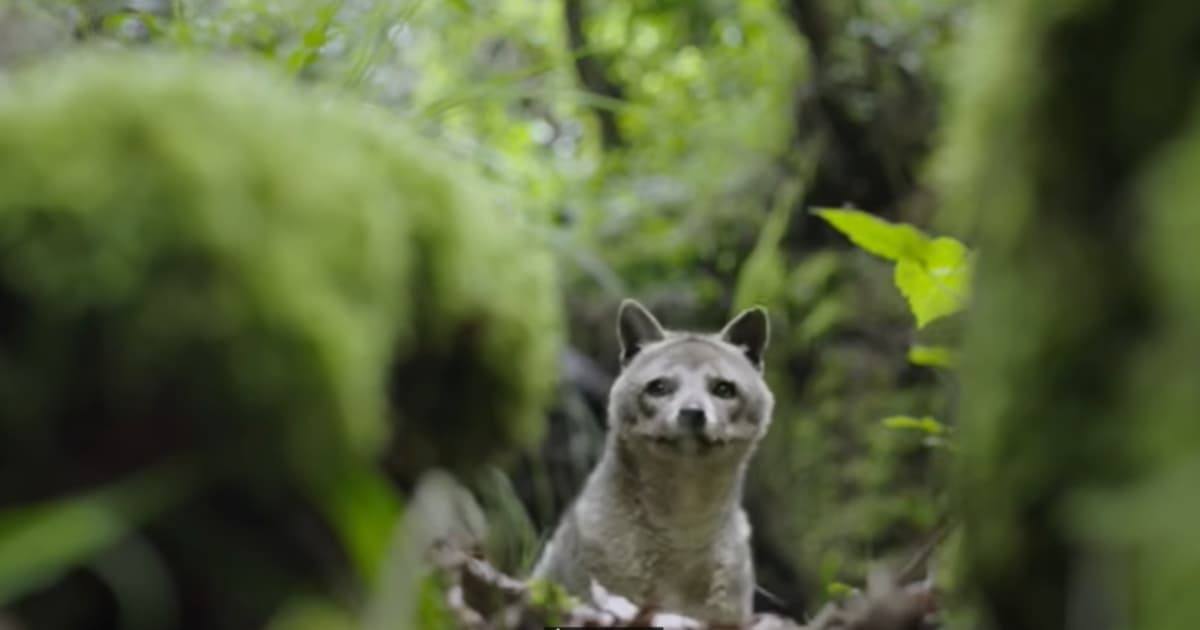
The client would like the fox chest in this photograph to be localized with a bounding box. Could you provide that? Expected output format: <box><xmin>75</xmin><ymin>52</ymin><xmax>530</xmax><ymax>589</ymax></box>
<box><xmin>581</xmin><ymin>528</ymin><xmax>747</xmax><ymax>619</ymax></box>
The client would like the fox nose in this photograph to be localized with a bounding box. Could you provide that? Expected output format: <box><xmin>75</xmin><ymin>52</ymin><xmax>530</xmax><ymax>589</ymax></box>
<box><xmin>678</xmin><ymin>407</ymin><xmax>707</xmax><ymax>433</ymax></box>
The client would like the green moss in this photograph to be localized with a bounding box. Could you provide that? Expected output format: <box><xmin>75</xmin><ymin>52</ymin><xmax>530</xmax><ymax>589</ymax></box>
<box><xmin>932</xmin><ymin>0</ymin><xmax>1200</xmax><ymax>628</ymax></box>
<box><xmin>0</xmin><ymin>49</ymin><xmax>563</xmax><ymax>500</ymax></box>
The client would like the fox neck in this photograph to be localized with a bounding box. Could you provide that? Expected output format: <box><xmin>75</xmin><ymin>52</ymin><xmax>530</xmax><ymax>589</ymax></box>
<box><xmin>596</xmin><ymin>433</ymin><xmax>748</xmax><ymax>547</ymax></box>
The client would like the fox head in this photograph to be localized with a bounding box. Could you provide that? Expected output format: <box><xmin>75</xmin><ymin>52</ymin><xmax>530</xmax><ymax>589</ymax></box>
<box><xmin>606</xmin><ymin>299</ymin><xmax>775</xmax><ymax>465</ymax></box>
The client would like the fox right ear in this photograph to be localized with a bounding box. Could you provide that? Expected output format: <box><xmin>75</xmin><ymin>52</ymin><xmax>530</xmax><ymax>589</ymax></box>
<box><xmin>617</xmin><ymin>299</ymin><xmax>665</xmax><ymax>366</ymax></box>
<box><xmin>720</xmin><ymin>306</ymin><xmax>769</xmax><ymax>370</ymax></box>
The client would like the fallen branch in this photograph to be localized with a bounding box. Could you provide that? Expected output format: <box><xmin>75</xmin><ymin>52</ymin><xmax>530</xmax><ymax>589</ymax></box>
<box><xmin>428</xmin><ymin>540</ymin><xmax>939</xmax><ymax>630</ymax></box>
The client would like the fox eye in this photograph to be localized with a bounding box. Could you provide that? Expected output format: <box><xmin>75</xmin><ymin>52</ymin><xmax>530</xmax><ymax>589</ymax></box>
<box><xmin>711</xmin><ymin>380</ymin><xmax>738</xmax><ymax>399</ymax></box>
<box><xmin>644</xmin><ymin>378</ymin><xmax>672</xmax><ymax>397</ymax></box>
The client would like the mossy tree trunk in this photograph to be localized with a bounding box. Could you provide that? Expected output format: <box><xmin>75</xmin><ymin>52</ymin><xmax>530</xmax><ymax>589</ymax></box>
<box><xmin>937</xmin><ymin>1</ymin><xmax>1200</xmax><ymax>629</ymax></box>
<box><xmin>0</xmin><ymin>51</ymin><xmax>563</xmax><ymax>630</ymax></box>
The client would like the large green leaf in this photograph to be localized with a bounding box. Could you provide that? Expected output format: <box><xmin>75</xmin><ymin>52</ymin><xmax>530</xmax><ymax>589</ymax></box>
<box><xmin>816</xmin><ymin>207</ymin><xmax>973</xmax><ymax>327</ymax></box>
<box><xmin>813</xmin><ymin>207</ymin><xmax>930</xmax><ymax>262</ymax></box>
<box><xmin>893</xmin><ymin>236</ymin><xmax>972</xmax><ymax>329</ymax></box>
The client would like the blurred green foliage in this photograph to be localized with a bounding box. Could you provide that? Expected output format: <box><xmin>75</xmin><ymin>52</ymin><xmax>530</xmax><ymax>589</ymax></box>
<box><xmin>933</xmin><ymin>0</ymin><xmax>1200</xmax><ymax>628</ymax></box>
<box><xmin>0</xmin><ymin>48</ymin><xmax>561</xmax><ymax>629</ymax></box>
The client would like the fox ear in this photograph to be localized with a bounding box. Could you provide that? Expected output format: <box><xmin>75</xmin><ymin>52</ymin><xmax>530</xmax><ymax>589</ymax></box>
<box><xmin>617</xmin><ymin>299</ymin><xmax>665</xmax><ymax>365</ymax></box>
<box><xmin>721</xmin><ymin>306</ymin><xmax>769</xmax><ymax>369</ymax></box>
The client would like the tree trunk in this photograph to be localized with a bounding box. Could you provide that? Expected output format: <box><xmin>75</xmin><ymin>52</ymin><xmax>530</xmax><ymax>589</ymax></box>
<box><xmin>937</xmin><ymin>1</ymin><xmax>1200</xmax><ymax>628</ymax></box>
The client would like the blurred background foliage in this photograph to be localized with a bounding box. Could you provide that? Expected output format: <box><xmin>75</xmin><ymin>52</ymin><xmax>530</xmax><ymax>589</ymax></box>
<box><xmin>0</xmin><ymin>0</ymin><xmax>979</xmax><ymax>627</ymax></box>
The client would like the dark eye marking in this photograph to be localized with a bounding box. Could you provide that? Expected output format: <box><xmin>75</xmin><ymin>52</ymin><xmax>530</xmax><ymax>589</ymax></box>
<box><xmin>644</xmin><ymin>377</ymin><xmax>674</xmax><ymax>397</ymax></box>
<box><xmin>711</xmin><ymin>379</ymin><xmax>738</xmax><ymax>399</ymax></box>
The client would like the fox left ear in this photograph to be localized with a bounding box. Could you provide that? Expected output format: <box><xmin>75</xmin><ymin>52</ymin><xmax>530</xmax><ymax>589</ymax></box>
<box><xmin>720</xmin><ymin>306</ymin><xmax>769</xmax><ymax>369</ymax></box>
<box><xmin>617</xmin><ymin>299</ymin><xmax>666</xmax><ymax>366</ymax></box>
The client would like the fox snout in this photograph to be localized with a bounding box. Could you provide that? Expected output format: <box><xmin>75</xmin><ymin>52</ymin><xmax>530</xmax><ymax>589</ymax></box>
<box><xmin>677</xmin><ymin>406</ymin><xmax>708</xmax><ymax>434</ymax></box>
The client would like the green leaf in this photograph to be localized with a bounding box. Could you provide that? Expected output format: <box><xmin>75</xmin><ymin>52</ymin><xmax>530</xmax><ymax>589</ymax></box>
<box><xmin>416</xmin><ymin>573</ymin><xmax>458</xmax><ymax>630</ymax></box>
<box><xmin>306</xmin><ymin>462</ymin><xmax>402</xmax><ymax>584</ymax></box>
<box><xmin>814</xmin><ymin>208</ymin><xmax>975</xmax><ymax>327</ymax></box>
<box><xmin>302</xmin><ymin>27</ymin><xmax>327</xmax><ymax>48</ymax></box>
<box><xmin>286</xmin><ymin>49</ymin><xmax>318</xmax><ymax>74</ymax></box>
<box><xmin>894</xmin><ymin>236</ymin><xmax>972</xmax><ymax>328</ymax></box>
<box><xmin>881</xmin><ymin>415</ymin><xmax>946</xmax><ymax>435</ymax></box>
<box><xmin>527</xmin><ymin>577</ymin><xmax>576</xmax><ymax>612</ymax></box>
<box><xmin>813</xmin><ymin>207</ymin><xmax>929</xmax><ymax>262</ymax></box>
<box><xmin>908</xmin><ymin>344</ymin><xmax>956</xmax><ymax>368</ymax></box>
<box><xmin>826</xmin><ymin>581</ymin><xmax>856</xmax><ymax>599</ymax></box>
<box><xmin>0</xmin><ymin>462</ymin><xmax>199</xmax><ymax>604</ymax></box>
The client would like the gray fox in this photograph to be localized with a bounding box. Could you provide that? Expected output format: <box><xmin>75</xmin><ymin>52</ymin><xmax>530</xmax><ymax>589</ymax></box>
<box><xmin>531</xmin><ymin>299</ymin><xmax>774</xmax><ymax>625</ymax></box>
